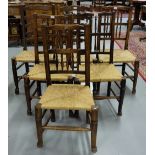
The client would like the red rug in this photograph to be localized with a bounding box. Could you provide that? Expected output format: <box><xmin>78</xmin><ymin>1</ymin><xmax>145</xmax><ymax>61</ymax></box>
<box><xmin>115</xmin><ymin>31</ymin><xmax>146</xmax><ymax>81</ymax></box>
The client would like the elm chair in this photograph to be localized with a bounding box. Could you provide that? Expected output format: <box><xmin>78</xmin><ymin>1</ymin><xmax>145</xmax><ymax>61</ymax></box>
<box><xmin>11</xmin><ymin>4</ymin><xmax>55</xmax><ymax>94</ymax></box>
<box><xmin>35</xmin><ymin>24</ymin><xmax>99</xmax><ymax>153</ymax></box>
<box><xmin>73</xmin><ymin>11</ymin><xmax>126</xmax><ymax>116</ymax></box>
<box><xmin>24</xmin><ymin>13</ymin><xmax>95</xmax><ymax>115</ymax></box>
<box><xmin>90</xmin><ymin>10</ymin><xmax>126</xmax><ymax>116</ymax></box>
<box><xmin>66</xmin><ymin>10</ymin><xmax>126</xmax><ymax>116</ymax></box>
<box><xmin>96</xmin><ymin>6</ymin><xmax>139</xmax><ymax>94</ymax></box>
<box><xmin>24</xmin><ymin>13</ymin><xmax>73</xmax><ymax>115</ymax></box>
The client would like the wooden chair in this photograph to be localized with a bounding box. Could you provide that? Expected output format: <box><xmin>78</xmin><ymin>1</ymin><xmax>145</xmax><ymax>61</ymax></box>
<box><xmin>90</xmin><ymin>10</ymin><xmax>126</xmax><ymax>116</ymax></box>
<box><xmin>70</xmin><ymin>10</ymin><xmax>125</xmax><ymax>116</ymax></box>
<box><xmin>11</xmin><ymin>4</ymin><xmax>55</xmax><ymax>94</ymax></box>
<box><xmin>96</xmin><ymin>6</ymin><xmax>139</xmax><ymax>94</ymax></box>
<box><xmin>35</xmin><ymin>24</ymin><xmax>99</xmax><ymax>153</ymax></box>
<box><xmin>23</xmin><ymin>12</ymin><xmax>95</xmax><ymax>115</ymax></box>
<box><xmin>24</xmin><ymin>14</ymin><xmax>75</xmax><ymax>115</ymax></box>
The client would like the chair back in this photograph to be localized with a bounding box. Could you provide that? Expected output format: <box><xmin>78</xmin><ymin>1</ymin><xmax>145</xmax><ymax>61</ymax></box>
<box><xmin>33</xmin><ymin>14</ymin><xmax>72</xmax><ymax>64</ymax></box>
<box><xmin>42</xmin><ymin>24</ymin><xmax>91</xmax><ymax>86</ymax></box>
<box><xmin>93</xmin><ymin>10</ymin><xmax>115</xmax><ymax>63</ymax></box>
<box><xmin>94</xmin><ymin>6</ymin><xmax>132</xmax><ymax>50</ymax></box>
<box><xmin>113</xmin><ymin>6</ymin><xmax>132</xmax><ymax>49</ymax></box>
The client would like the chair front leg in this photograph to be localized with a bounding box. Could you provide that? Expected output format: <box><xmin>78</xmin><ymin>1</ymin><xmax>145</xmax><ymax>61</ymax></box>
<box><xmin>107</xmin><ymin>81</ymin><xmax>111</xmax><ymax>96</ymax></box>
<box><xmin>118</xmin><ymin>79</ymin><xmax>126</xmax><ymax>116</ymax></box>
<box><xmin>37</xmin><ymin>81</ymin><xmax>42</xmax><ymax>96</ymax></box>
<box><xmin>50</xmin><ymin>110</ymin><xmax>55</xmax><ymax>122</ymax></box>
<box><xmin>35</xmin><ymin>103</ymin><xmax>43</xmax><ymax>148</ymax></box>
<box><xmin>93</xmin><ymin>82</ymin><xmax>97</xmax><ymax>93</ymax></box>
<box><xmin>25</xmin><ymin>62</ymin><xmax>29</xmax><ymax>73</ymax></box>
<box><xmin>96</xmin><ymin>82</ymin><xmax>100</xmax><ymax>92</ymax></box>
<box><xmin>11</xmin><ymin>57</ymin><xmax>19</xmax><ymax>94</ymax></box>
<box><xmin>122</xmin><ymin>63</ymin><xmax>126</xmax><ymax>76</ymax></box>
<box><xmin>24</xmin><ymin>76</ymin><xmax>32</xmax><ymax>115</ymax></box>
<box><xmin>91</xmin><ymin>105</ymin><xmax>99</xmax><ymax>153</ymax></box>
<box><xmin>86</xmin><ymin>111</ymin><xmax>90</xmax><ymax>124</ymax></box>
<box><xmin>132</xmin><ymin>60</ymin><xmax>139</xmax><ymax>94</ymax></box>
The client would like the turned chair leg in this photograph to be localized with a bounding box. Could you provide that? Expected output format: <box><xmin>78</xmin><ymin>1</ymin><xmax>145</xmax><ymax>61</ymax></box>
<box><xmin>25</xmin><ymin>62</ymin><xmax>29</xmax><ymax>73</ymax></box>
<box><xmin>122</xmin><ymin>63</ymin><xmax>126</xmax><ymax>76</ymax></box>
<box><xmin>132</xmin><ymin>60</ymin><xmax>139</xmax><ymax>94</ymax></box>
<box><xmin>74</xmin><ymin>110</ymin><xmax>79</xmax><ymax>118</ymax></box>
<box><xmin>11</xmin><ymin>57</ymin><xmax>19</xmax><ymax>94</ymax></box>
<box><xmin>118</xmin><ymin>79</ymin><xmax>126</xmax><ymax>116</ymax></box>
<box><xmin>107</xmin><ymin>82</ymin><xmax>111</xmax><ymax>96</ymax></box>
<box><xmin>50</xmin><ymin>110</ymin><xmax>55</xmax><ymax>122</ymax></box>
<box><xmin>24</xmin><ymin>76</ymin><xmax>32</xmax><ymax>115</ymax></box>
<box><xmin>37</xmin><ymin>81</ymin><xmax>42</xmax><ymax>96</ymax></box>
<box><xmin>96</xmin><ymin>82</ymin><xmax>100</xmax><ymax>92</ymax></box>
<box><xmin>91</xmin><ymin>105</ymin><xmax>98</xmax><ymax>153</ymax></box>
<box><xmin>93</xmin><ymin>82</ymin><xmax>97</xmax><ymax>93</ymax></box>
<box><xmin>86</xmin><ymin>111</ymin><xmax>90</xmax><ymax>124</ymax></box>
<box><xmin>35</xmin><ymin>104</ymin><xmax>43</xmax><ymax>148</ymax></box>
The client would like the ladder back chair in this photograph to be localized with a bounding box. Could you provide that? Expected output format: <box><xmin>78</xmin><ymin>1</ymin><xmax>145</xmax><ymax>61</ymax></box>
<box><xmin>23</xmin><ymin>12</ymin><xmax>95</xmax><ymax>115</ymax></box>
<box><xmin>11</xmin><ymin>4</ymin><xmax>55</xmax><ymax>94</ymax></box>
<box><xmin>35</xmin><ymin>24</ymin><xmax>99</xmax><ymax>153</ymax></box>
<box><xmin>88</xmin><ymin>10</ymin><xmax>126</xmax><ymax>116</ymax></box>
<box><xmin>97</xmin><ymin>6</ymin><xmax>139</xmax><ymax>94</ymax></box>
<box><xmin>24</xmin><ymin>14</ymin><xmax>73</xmax><ymax>115</ymax></box>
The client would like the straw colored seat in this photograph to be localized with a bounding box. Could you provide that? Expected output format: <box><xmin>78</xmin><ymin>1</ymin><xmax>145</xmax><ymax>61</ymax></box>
<box><xmin>98</xmin><ymin>49</ymin><xmax>136</xmax><ymax>63</ymax></box>
<box><xmin>80</xmin><ymin>54</ymin><xmax>97</xmax><ymax>63</ymax></box>
<box><xmin>27</xmin><ymin>63</ymin><xmax>72</xmax><ymax>81</ymax></box>
<box><xmin>76</xmin><ymin>63</ymin><xmax>123</xmax><ymax>82</ymax></box>
<box><xmin>27</xmin><ymin>62</ymin><xmax>122</xmax><ymax>82</ymax></box>
<box><xmin>39</xmin><ymin>84</ymin><xmax>94</xmax><ymax>110</ymax></box>
<box><xmin>15</xmin><ymin>50</ymin><xmax>45</xmax><ymax>62</ymax></box>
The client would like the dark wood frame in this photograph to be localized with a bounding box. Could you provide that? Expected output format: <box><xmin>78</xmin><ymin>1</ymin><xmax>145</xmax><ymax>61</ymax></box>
<box><xmin>90</xmin><ymin>9</ymin><xmax>126</xmax><ymax>116</ymax></box>
<box><xmin>113</xmin><ymin>6</ymin><xmax>139</xmax><ymax>94</ymax></box>
<box><xmin>35</xmin><ymin>24</ymin><xmax>99</xmax><ymax>153</ymax></box>
<box><xmin>24</xmin><ymin>13</ymin><xmax>94</xmax><ymax>115</ymax></box>
<box><xmin>92</xmin><ymin>6</ymin><xmax>139</xmax><ymax>94</ymax></box>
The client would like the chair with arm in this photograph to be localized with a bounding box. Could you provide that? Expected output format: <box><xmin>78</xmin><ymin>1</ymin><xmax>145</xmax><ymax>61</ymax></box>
<box><xmin>35</xmin><ymin>23</ymin><xmax>99</xmax><ymax>153</ymax></box>
<box><xmin>11</xmin><ymin>4</ymin><xmax>55</xmax><ymax>94</ymax></box>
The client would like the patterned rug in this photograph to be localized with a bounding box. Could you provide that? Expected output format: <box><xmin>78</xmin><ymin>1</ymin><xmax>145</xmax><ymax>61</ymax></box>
<box><xmin>115</xmin><ymin>31</ymin><xmax>146</xmax><ymax>81</ymax></box>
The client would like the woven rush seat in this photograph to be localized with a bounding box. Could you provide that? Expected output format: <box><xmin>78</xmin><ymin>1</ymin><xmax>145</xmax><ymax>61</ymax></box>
<box><xmin>76</xmin><ymin>63</ymin><xmax>123</xmax><ymax>82</ymax></box>
<box><xmin>78</xmin><ymin>54</ymin><xmax>97</xmax><ymax>63</ymax></box>
<box><xmin>39</xmin><ymin>84</ymin><xmax>95</xmax><ymax>110</ymax></box>
<box><xmin>15</xmin><ymin>51</ymin><xmax>55</xmax><ymax>62</ymax></box>
<box><xmin>28</xmin><ymin>63</ymin><xmax>123</xmax><ymax>82</ymax></box>
<box><xmin>98</xmin><ymin>49</ymin><xmax>136</xmax><ymax>63</ymax></box>
<box><xmin>15</xmin><ymin>51</ymin><xmax>36</xmax><ymax>62</ymax></box>
<box><xmin>28</xmin><ymin>64</ymin><xmax>72</xmax><ymax>81</ymax></box>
